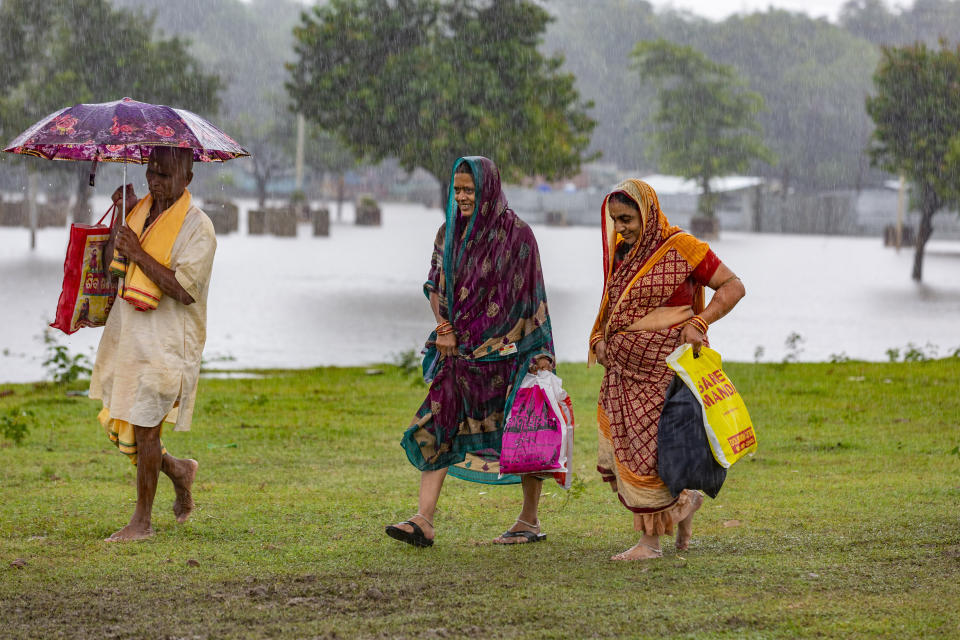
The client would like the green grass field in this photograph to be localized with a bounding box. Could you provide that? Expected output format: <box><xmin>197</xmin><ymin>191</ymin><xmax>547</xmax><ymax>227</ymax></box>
<box><xmin>1</xmin><ymin>359</ymin><xmax>959</xmax><ymax>639</ymax></box>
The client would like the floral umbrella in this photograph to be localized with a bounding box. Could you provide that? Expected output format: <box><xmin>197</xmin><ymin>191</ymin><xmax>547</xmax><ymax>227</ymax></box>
<box><xmin>3</xmin><ymin>96</ymin><xmax>249</xmax><ymax>164</ymax></box>
<box><xmin>3</xmin><ymin>96</ymin><xmax>249</xmax><ymax>222</ymax></box>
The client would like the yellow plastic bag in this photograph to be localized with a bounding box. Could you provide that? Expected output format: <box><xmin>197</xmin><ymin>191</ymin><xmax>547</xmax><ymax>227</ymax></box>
<box><xmin>665</xmin><ymin>344</ymin><xmax>756</xmax><ymax>468</ymax></box>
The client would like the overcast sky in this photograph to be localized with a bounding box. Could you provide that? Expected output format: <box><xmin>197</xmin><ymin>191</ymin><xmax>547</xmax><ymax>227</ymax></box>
<box><xmin>646</xmin><ymin>0</ymin><xmax>849</xmax><ymax>22</ymax></box>
<box><xmin>277</xmin><ymin>0</ymin><xmax>856</xmax><ymax>23</ymax></box>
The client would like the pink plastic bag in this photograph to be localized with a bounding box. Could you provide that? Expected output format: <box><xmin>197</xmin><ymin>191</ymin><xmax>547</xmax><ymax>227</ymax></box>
<box><xmin>500</xmin><ymin>371</ymin><xmax>573</xmax><ymax>485</ymax></box>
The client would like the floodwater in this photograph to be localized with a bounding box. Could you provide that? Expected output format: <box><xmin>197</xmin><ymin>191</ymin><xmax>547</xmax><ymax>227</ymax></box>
<box><xmin>2</xmin><ymin>198</ymin><xmax>959</xmax><ymax>384</ymax></box>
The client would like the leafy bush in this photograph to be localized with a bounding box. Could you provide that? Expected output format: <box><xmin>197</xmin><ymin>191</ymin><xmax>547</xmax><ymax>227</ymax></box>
<box><xmin>0</xmin><ymin>407</ymin><xmax>33</xmax><ymax>446</ymax></box>
<box><xmin>559</xmin><ymin>473</ymin><xmax>586</xmax><ymax>509</ymax></box>
<box><xmin>783</xmin><ymin>332</ymin><xmax>805</xmax><ymax>363</ymax></box>
<box><xmin>886</xmin><ymin>342</ymin><xmax>940</xmax><ymax>362</ymax></box>
<box><xmin>357</xmin><ymin>194</ymin><xmax>378</xmax><ymax>208</ymax></box>
<box><xmin>42</xmin><ymin>330</ymin><xmax>91</xmax><ymax>384</ymax></box>
<box><xmin>901</xmin><ymin>343</ymin><xmax>930</xmax><ymax>362</ymax></box>
<box><xmin>392</xmin><ymin>349</ymin><xmax>421</xmax><ymax>376</ymax></box>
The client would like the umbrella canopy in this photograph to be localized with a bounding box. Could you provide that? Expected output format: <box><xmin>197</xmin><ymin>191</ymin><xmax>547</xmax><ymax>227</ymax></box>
<box><xmin>3</xmin><ymin>97</ymin><xmax>249</xmax><ymax>164</ymax></box>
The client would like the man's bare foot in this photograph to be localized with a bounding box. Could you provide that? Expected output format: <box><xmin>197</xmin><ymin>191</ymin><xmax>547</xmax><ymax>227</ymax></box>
<box><xmin>611</xmin><ymin>540</ymin><xmax>662</xmax><ymax>561</ymax></box>
<box><xmin>172</xmin><ymin>459</ymin><xmax>198</xmax><ymax>524</ymax></box>
<box><xmin>676</xmin><ymin>491</ymin><xmax>704</xmax><ymax>551</ymax></box>
<box><xmin>104</xmin><ymin>523</ymin><xmax>154</xmax><ymax>542</ymax></box>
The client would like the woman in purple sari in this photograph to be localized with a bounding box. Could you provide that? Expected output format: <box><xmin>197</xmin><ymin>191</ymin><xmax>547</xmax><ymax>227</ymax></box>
<box><xmin>386</xmin><ymin>156</ymin><xmax>556</xmax><ymax>547</ymax></box>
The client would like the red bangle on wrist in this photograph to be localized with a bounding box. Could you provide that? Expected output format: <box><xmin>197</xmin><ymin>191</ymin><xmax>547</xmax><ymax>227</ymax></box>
<box><xmin>684</xmin><ymin>315</ymin><xmax>708</xmax><ymax>335</ymax></box>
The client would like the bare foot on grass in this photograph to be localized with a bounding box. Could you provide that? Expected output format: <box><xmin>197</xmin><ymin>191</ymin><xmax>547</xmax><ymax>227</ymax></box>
<box><xmin>172</xmin><ymin>459</ymin><xmax>198</xmax><ymax>524</ymax></box>
<box><xmin>676</xmin><ymin>491</ymin><xmax>704</xmax><ymax>551</ymax></box>
<box><xmin>104</xmin><ymin>523</ymin><xmax>154</xmax><ymax>542</ymax></box>
<box><xmin>611</xmin><ymin>540</ymin><xmax>662</xmax><ymax>561</ymax></box>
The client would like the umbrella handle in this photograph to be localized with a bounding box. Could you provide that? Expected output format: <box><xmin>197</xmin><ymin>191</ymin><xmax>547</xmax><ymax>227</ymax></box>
<box><xmin>121</xmin><ymin>162</ymin><xmax>127</xmax><ymax>226</ymax></box>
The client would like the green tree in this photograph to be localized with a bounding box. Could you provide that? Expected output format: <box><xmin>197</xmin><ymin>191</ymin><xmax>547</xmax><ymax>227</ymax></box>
<box><xmin>111</xmin><ymin>0</ymin><xmax>303</xmax><ymax>119</ymax></box>
<box><xmin>0</xmin><ymin>0</ymin><xmax>222</xmax><ymax>221</ymax></box>
<box><xmin>287</xmin><ymin>0</ymin><xmax>595</xmax><ymax>202</ymax></box>
<box><xmin>696</xmin><ymin>12</ymin><xmax>880</xmax><ymax>194</ymax></box>
<box><xmin>303</xmin><ymin>126</ymin><xmax>357</xmax><ymax>220</ymax></box>
<box><xmin>541</xmin><ymin>0</ymin><xmax>671</xmax><ymax>169</ymax></box>
<box><xmin>541</xmin><ymin>4</ymin><xmax>882</xmax><ymax>192</ymax></box>
<box><xmin>229</xmin><ymin>92</ymin><xmax>295</xmax><ymax>209</ymax></box>
<box><xmin>229</xmin><ymin>93</ymin><xmax>357</xmax><ymax>210</ymax></box>
<box><xmin>632</xmin><ymin>39</ymin><xmax>772</xmax><ymax>218</ymax></box>
<box><xmin>904</xmin><ymin>0</ymin><xmax>960</xmax><ymax>46</ymax></box>
<box><xmin>866</xmin><ymin>40</ymin><xmax>960</xmax><ymax>282</ymax></box>
<box><xmin>840</xmin><ymin>0</ymin><xmax>907</xmax><ymax>45</ymax></box>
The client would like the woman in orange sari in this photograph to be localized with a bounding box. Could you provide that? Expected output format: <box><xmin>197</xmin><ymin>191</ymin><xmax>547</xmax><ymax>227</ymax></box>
<box><xmin>589</xmin><ymin>179</ymin><xmax>746</xmax><ymax>561</ymax></box>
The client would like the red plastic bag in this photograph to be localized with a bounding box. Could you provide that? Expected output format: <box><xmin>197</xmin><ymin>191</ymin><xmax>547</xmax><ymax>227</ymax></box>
<box><xmin>50</xmin><ymin>205</ymin><xmax>118</xmax><ymax>334</ymax></box>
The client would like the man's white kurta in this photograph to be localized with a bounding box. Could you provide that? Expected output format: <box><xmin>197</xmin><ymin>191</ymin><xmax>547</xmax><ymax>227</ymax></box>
<box><xmin>90</xmin><ymin>205</ymin><xmax>216</xmax><ymax>431</ymax></box>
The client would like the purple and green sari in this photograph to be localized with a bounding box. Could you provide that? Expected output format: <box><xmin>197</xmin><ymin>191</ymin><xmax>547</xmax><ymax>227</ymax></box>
<box><xmin>401</xmin><ymin>156</ymin><xmax>555</xmax><ymax>484</ymax></box>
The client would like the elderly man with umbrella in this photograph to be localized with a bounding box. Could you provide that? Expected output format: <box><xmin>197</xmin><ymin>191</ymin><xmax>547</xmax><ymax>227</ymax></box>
<box><xmin>6</xmin><ymin>98</ymin><xmax>248</xmax><ymax>541</ymax></box>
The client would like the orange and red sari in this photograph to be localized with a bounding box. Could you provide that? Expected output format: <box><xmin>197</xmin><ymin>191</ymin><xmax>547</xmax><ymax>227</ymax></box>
<box><xmin>589</xmin><ymin>179</ymin><xmax>720</xmax><ymax>535</ymax></box>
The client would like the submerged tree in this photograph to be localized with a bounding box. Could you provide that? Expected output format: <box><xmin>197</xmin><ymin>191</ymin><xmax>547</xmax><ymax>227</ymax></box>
<box><xmin>230</xmin><ymin>93</ymin><xmax>295</xmax><ymax>209</ymax></box>
<box><xmin>304</xmin><ymin>127</ymin><xmax>357</xmax><ymax>220</ymax></box>
<box><xmin>866</xmin><ymin>40</ymin><xmax>960</xmax><ymax>282</ymax></box>
<box><xmin>287</xmin><ymin>0</ymin><xmax>595</xmax><ymax>202</ymax></box>
<box><xmin>632</xmin><ymin>40</ymin><xmax>772</xmax><ymax>219</ymax></box>
<box><xmin>0</xmin><ymin>0</ymin><xmax>221</xmax><ymax>222</ymax></box>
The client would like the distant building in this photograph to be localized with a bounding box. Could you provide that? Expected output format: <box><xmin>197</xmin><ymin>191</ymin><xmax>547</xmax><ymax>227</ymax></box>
<box><xmin>505</xmin><ymin>171</ymin><xmax>960</xmax><ymax>238</ymax></box>
<box><xmin>761</xmin><ymin>181</ymin><xmax>960</xmax><ymax>239</ymax></box>
<box><xmin>505</xmin><ymin>172</ymin><xmax>764</xmax><ymax>228</ymax></box>
<box><xmin>638</xmin><ymin>174</ymin><xmax>764</xmax><ymax>231</ymax></box>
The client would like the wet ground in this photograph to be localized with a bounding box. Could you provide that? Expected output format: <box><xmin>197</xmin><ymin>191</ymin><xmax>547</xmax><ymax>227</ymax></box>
<box><xmin>2</xmin><ymin>198</ymin><xmax>959</xmax><ymax>383</ymax></box>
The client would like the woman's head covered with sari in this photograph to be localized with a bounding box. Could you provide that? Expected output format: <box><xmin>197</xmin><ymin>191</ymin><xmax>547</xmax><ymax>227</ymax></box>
<box><xmin>600</xmin><ymin>179</ymin><xmax>684</xmax><ymax>287</ymax></box>
<box><xmin>439</xmin><ymin>156</ymin><xmax>510</xmax><ymax>313</ymax></box>
<box><xmin>429</xmin><ymin>154</ymin><xmax>553</xmax><ymax>364</ymax></box>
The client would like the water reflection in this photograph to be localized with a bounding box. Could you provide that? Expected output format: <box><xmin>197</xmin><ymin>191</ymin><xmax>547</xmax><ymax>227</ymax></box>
<box><xmin>1</xmin><ymin>199</ymin><xmax>959</xmax><ymax>383</ymax></box>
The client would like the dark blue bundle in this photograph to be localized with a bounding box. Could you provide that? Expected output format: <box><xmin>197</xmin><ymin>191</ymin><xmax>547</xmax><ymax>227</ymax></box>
<box><xmin>657</xmin><ymin>375</ymin><xmax>727</xmax><ymax>498</ymax></box>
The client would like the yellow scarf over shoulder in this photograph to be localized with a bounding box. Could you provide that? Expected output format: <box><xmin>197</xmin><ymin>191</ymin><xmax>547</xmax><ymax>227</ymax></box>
<box><xmin>109</xmin><ymin>189</ymin><xmax>191</xmax><ymax>311</ymax></box>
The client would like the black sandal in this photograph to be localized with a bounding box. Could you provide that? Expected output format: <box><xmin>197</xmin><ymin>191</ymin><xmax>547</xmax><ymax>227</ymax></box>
<box><xmin>385</xmin><ymin>514</ymin><xmax>434</xmax><ymax>548</ymax></box>
<box><xmin>493</xmin><ymin>518</ymin><xmax>547</xmax><ymax>544</ymax></box>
